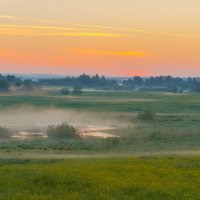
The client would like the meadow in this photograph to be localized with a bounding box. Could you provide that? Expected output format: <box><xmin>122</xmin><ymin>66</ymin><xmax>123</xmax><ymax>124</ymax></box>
<box><xmin>0</xmin><ymin>157</ymin><xmax>200</xmax><ymax>199</ymax></box>
<box><xmin>1</xmin><ymin>90</ymin><xmax>200</xmax><ymax>113</ymax></box>
<box><xmin>1</xmin><ymin>88</ymin><xmax>200</xmax><ymax>199</ymax></box>
<box><xmin>1</xmin><ymin>88</ymin><xmax>200</xmax><ymax>154</ymax></box>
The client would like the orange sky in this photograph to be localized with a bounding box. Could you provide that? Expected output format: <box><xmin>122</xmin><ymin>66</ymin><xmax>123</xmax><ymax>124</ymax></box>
<box><xmin>0</xmin><ymin>0</ymin><xmax>200</xmax><ymax>76</ymax></box>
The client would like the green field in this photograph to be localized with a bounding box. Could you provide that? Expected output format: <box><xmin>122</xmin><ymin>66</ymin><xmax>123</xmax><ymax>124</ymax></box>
<box><xmin>1</xmin><ymin>89</ymin><xmax>200</xmax><ymax>113</ymax></box>
<box><xmin>1</xmin><ymin>88</ymin><xmax>200</xmax><ymax>199</ymax></box>
<box><xmin>1</xmin><ymin>157</ymin><xmax>200</xmax><ymax>200</ymax></box>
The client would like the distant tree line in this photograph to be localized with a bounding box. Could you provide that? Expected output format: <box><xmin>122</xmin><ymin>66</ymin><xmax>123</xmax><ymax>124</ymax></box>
<box><xmin>1</xmin><ymin>73</ymin><xmax>200</xmax><ymax>93</ymax></box>
<box><xmin>122</xmin><ymin>76</ymin><xmax>200</xmax><ymax>92</ymax></box>
<box><xmin>0</xmin><ymin>74</ymin><xmax>40</xmax><ymax>92</ymax></box>
<box><xmin>38</xmin><ymin>74</ymin><xmax>116</xmax><ymax>89</ymax></box>
<box><xmin>39</xmin><ymin>74</ymin><xmax>200</xmax><ymax>92</ymax></box>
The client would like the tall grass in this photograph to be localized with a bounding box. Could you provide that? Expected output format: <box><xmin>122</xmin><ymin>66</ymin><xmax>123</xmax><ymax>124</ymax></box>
<box><xmin>0</xmin><ymin>127</ymin><xmax>11</xmax><ymax>139</ymax></box>
<box><xmin>137</xmin><ymin>109</ymin><xmax>156</xmax><ymax>120</ymax></box>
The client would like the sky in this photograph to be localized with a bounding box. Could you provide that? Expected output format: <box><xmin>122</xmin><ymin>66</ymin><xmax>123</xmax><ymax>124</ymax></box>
<box><xmin>0</xmin><ymin>0</ymin><xmax>199</xmax><ymax>76</ymax></box>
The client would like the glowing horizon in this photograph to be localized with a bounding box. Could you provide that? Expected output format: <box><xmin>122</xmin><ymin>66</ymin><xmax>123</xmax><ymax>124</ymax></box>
<box><xmin>0</xmin><ymin>0</ymin><xmax>200</xmax><ymax>76</ymax></box>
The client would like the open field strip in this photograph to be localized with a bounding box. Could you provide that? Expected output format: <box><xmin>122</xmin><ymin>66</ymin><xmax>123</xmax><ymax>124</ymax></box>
<box><xmin>0</xmin><ymin>157</ymin><xmax>200</xmax><ymax>199</ymax></box>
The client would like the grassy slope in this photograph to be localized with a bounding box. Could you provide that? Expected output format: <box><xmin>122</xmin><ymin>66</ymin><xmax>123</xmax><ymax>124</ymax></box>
<box><xmin>0</xmin><ymin>157</ymin><xmax>200</xmax><ymax>200</ymax></box>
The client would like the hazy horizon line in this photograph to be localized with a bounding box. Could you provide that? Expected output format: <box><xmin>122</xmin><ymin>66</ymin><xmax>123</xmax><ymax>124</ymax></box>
<box><xmin>1</xmin><ymin>72</ymin><xmax>200</xmax><ymax>79</ymax></box>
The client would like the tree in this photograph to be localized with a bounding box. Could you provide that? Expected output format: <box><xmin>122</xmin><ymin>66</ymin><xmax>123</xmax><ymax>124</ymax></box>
<box><xmin>6</xmin><ymin>75</ymin><xmax>16</xmax><ymax>82</ymax></box>
<box><xmin>133</xmin><ymin>76</ymin><xmax>143</xmax><ymax>86</ymax></box>
<box><xmin>73</xmin><ymin>86</ymin><xmax>82</xmax><ymax>95</ymax></box>
<box><xmin>0</xmin><ymin>80</ymin><xmax>10</xmax><ymax>92</ymax></box>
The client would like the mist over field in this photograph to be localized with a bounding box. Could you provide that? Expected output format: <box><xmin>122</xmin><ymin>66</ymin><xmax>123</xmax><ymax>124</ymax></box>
<box><xmin>0</xmin><ymin>106</ymin><xmax>120</xmax><ymax>129</ymax></box>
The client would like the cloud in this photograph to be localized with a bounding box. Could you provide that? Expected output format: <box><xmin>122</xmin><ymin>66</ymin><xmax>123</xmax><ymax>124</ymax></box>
<box><xmin>1</xmin><ymin>16</ymin><xmax>198</xmax><ymax>39</ymax></box>
<box><xmin>0</xmin><ymin>15</ymin><xmax>198</xmax><ymax>39</ymax></box>
<box><xmin>74</xmin><ymin>48</ymin><xmax>145</xmax><ymax>57</ymax></box>
<box><xmin>0</xmin><ymin>24</ymin><xmax>97</xmax><ymax>31</ymax></box>
<box><xmin>50</xmin><ymin>32</ymin><xmax>125</xmax><ymax>37</ymax></box>
<box><xmin>0</xmin><ymin>15</ymin><xmax>21</xmax><ymax>20</ymax></box>
<box><xmin>37</xmin><ymin>19</ymin><xmax>153</xmax><ymax>34</ymax></box>
<box><xmin>37</xmin><ymin>19</ymin><xmax>200</xmax><ymax>39</ymax></box>
<box><xmin>68</xmin><ymin>24</ymin><xmax>200</xmax><ymax>39</ymax></box>
<box><xmin>0</xmin><ymin>24</ymin><xmax>126</xmax><ymax>37</ymax></box>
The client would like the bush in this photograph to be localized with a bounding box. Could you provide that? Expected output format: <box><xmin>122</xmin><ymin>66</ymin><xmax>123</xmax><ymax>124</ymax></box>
<box><xmin>60</xmin><ymin>88</ymin><xmax>70</xmax><ymax>95</ymax></box>
<box><xmin>73</xmin><ymin>86</ymin><xmax>82</xmax><ymax>95</ymax></box>
<box><xmin>47</xmin><ymin>123</ymin><xmax>80</xmax><ymax>139</ymax></box>
<box><xmin>0</xmin><ymin>127</ymin><xmax>11</xmax><ymax>139</ymax></box>
<box><xmin>137</xmin><ymin>110</ymin><xmax>156</xmax><ymax>121</ymax></box>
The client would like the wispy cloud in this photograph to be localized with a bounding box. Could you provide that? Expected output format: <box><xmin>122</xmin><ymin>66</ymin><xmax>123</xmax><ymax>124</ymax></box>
<box><xmin>74</xmin><ymin>48</ymin><xmax>145</xmax><ymax>57</ymax></box>
<box><xmin>0</xmin><ymin>24</ymin><xmax>126</xmax><ymax>37</ymax></box>
<box><xmin>0</xmin><ymin>15</ymin><xmax>21</xmax><ymax>20</ymax></box>
<box><xmin>37</xmin><ymin>19</ymin><xmax>152</xmax><ymax>34</ymax></box>
<box><xmin>0</xmin><ymin>24</ymin><xmax>99</xmax><ymax>32</ymax></box>
<box><xmin>67</xmin><ymin>24</ymin><xmax>200</xmax><ymax>39</ymax></box>
<box><xmin>1</xmin><ymin>15</ymin><xmax>198</xmax><ymax>39</ymax></box>
<box><xmin>51</xmin><ymin>32</ymin><xmax>125</xmax><ymax>37</ymax></box>
<box><xmin>38</xmin><ymin>19</ymin><xmax>200</xmax><ymax>39</ymax></box>
<box><xmin>67</xmin><ymin>23</ymin><xmax>200</xmax><ymax>39</ymax></box>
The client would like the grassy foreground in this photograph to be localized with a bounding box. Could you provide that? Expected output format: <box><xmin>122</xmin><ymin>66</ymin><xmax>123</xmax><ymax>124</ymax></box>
<box><xmin>0</xmin><ymin>157</ymin><xmax>200</xmax><ymax>200</ymax></box>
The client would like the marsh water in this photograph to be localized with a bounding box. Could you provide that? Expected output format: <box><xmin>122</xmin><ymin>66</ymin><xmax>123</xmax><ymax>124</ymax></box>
<box><xmin>0</xmin><ymin>107</ymin><xmax>123</xmax><ymax>139</ymax></box>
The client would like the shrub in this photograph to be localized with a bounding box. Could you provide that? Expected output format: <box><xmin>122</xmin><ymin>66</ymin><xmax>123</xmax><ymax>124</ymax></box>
<box><xmin>0</xmin><ymin>127</ymin><xmax>11</xmax><ymax>139</ymax></box>
<box><xmin>137</xmin><ymin>110</ymin><xmax>156</xmax><ymax>121</ymax></box>
<box><xmin>60</xmin><ymin>88</ymin><xmax>70</xmax><ymax>95</ymax></box>
<box><xmin>73</xmin><ymin>86</ymin><xmax>82</xmax><ymax>95</ymax></box>
<box><xmin>47</xmin><ymin>123</ymin><xmax>80</xmax><ymax>139</ymax></box>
